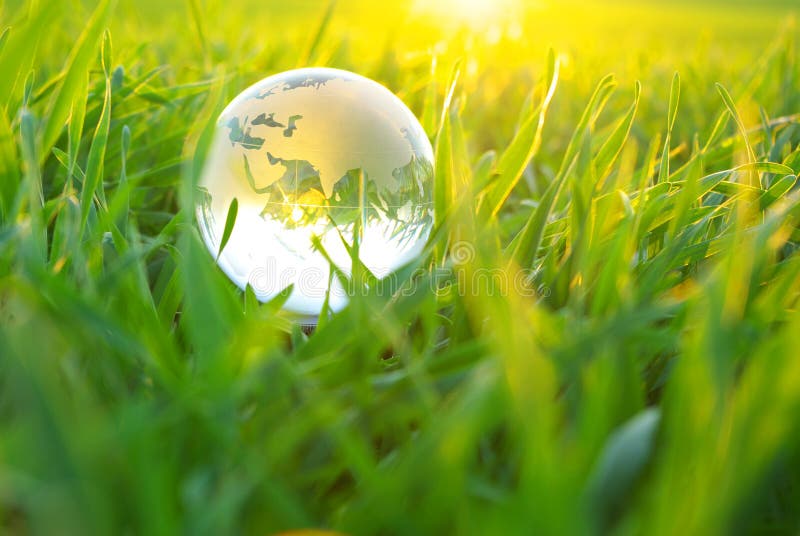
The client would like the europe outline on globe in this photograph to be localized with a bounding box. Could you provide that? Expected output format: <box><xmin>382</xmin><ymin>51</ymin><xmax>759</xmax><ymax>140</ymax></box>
<box><xmin>196</xmin><ymin>67</ymin><xmax>435</xmax><ymax>321</ymax></box>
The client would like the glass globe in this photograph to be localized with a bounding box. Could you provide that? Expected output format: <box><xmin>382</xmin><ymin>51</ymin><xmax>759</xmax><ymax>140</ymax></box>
<box><xmin>196</xmin><ymin>67</ymin><xmax>434</xmax><ymax>322</ymax></box>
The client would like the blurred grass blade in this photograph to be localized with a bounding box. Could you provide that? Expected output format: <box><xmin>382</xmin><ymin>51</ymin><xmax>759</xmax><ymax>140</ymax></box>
<box><xmin>433</xmin><ymin>60</ymin><xmax>461</xmax><ymax>237</ymax></box>
<box><xmin>759</xmin><ymin>174</ymin><xmax>797</xmax><ymax>210</ymax></box>
<box><xmin>701</xmin><ymin>110</ymin><xmax>730</xmax><ymax>154</ymax></box>
<box><xmin>560</xmin><ymin>74</ymin><xmax>617</xmax><ymax>178</ymax></box>
<box><xmin>0</xmin><ymin>27</ymin><xmax>9</xmax><ymax>56</ymax></box>
<box><xmin>298</xmin><ymin>0</ymin><xmax>336</xmax><ymax>66</ymax></box>
<box><xmin>421</xmin><ymin>55</ymin><xmax>438</xmax><ymax>136</ymax></box>
<box><xmin>39</xmin><ymin>0</ymin><xmax>114</xmax><ymax>160</ymax></box>
<box><xmin>487</xmin><ymin>49</ymin><xmax>559</xmax><ymax>216</ymax></box>
<box><xmin>585</xmin><ymin>409</ymin><xmax>661</xmax><ymax>527</ymax></box>
<box><xmin>178</xmin><ymin>67</ymin><xmax>243</xmax><ymax>370</ymax></box>
<box><xmin>595</xmin><ymin>81</ymin><xmax>641</xmax><ymax>182</ymax></box>
<box><xmin>22</xmin><ymin>69</ymin><xmax>35</xmax><ymax>108</ymax></box>
<box><xmin>19</xmin><ymin>110</ymin><xmax>46</xmax><ymax>266</ymax></box>
<box><xmin>0</xmin><ymin>5</ymin><xmax>54</xmax><ymax>107</ymax></box>
<box><xmin>0</xmin><ymin>102</ymin><xmax>19</xmax><ymax>221</ymax></box>
<box><xmin>187</xmin><ymin>0</ymin><xmax>209</xmax><ymax>63</ymax></box>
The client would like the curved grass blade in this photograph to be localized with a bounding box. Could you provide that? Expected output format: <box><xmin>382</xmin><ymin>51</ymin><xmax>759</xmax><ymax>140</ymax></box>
<box><xmin>104</xmin><ymin>125</ymin><xmax>132</xmax><ymax>238</ymax></box>
<box><xmin>421</xmin><ymin>55</ymin><xmax>438</xmax><ymax>136</ymax></box>
<box><xmin>759</xmin><ymin>174</ymin><xmax>797</xmax><ymax>210</ymax></box>
<box><xmin>79</xmin><ymin>30</ymin><xmax>113</xmax><ymax>239</ymax></box>
<box><xmin>508</xmin><ymin>74</ymin><xmax>617</xmax><ymax>268</ymax></box>
<box><xmin>584</xmin><ymin>409</ymin><xmax>661</xmax><ymax>530</ymax></box>
<box><xmin>716</xmin><ymin>82</ymin><xmax>759</xmax><ymax>187</ymax></box>
<box><xmin>117</xmin><ymin>125</ymin><xmax>131</xmax><ymax>231</ymax></box>
<box><xmin>216</xmin><ymin>197</ymin><xmax>238</xmax><ymax>261</ymax></box>
<box><xmin>0</xmin><ymin>101</ymin><xmax>19</xmax><ymax>221</ymax></box>
<box><xmin>433</xmin><ymin>60</ymin><xmax>461</xmax><ymax>249</ymax></box>
<box><xmin>0</xmin><ymin>27</ymin><xmax>9</xmax><ymax>56</ymax></box>
<box><xmin>19</xmin><ymin>109</ymin><xmax>46</xmax><ymax>267</ymax></box>
<box><xmin>595</xmin><ymin>80</ymin><xmax>641</xmax><ymax>182</ymax></box>
<box><xmin>66</xmin><ymin>71</ymin><xmax>88</xmax><ymax>191</ymax></box>
<box><xmin>487</xmin><ymin>49</ymin><xmax>560</xmax><ymax>217</ymax></box>
<box><xmin>22</xmin><ymin>69</ymin><xmax>35</xmax><ymax>108</ymax></box>
<box><xmin>658</xmin><ymin>72</ymin><xmax>680</xmax><ymax>183</ymax></box>
<box><xmin>0</xmin><ymin>5</ymin><xmax>54</xmax><ymax>107</ymax></box>
<box><xmin>298</xmin><ymin>0</ymin><xmax>336</xmax><ymax>66</ymax></box>
<box><xmin>178</xmin><ymin>66</ymin><xmax>243</xmax><ymax>370</ymax></box>
<box><xmin>186</xmin><ymin>0</ymin><xmax>209</xmax><ymax>63</ymax></box>
<box><xmin>701</xmin><ymin>110</ymin><xmax>730</xmax><ymax>154</ymax></box>
<box><xmin>39</xmin><ymin>0</ymin><xmax>114</xmax><ymax>160</ymax></box>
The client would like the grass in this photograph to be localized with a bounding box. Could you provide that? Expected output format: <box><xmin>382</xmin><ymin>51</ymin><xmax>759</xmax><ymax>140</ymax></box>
<box><xmin>2</xmin><ymin>0</ymin><xmax>800</xmax><ymax>534</ymax></box>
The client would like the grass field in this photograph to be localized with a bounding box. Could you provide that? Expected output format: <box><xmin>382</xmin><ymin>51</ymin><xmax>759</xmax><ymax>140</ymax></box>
<box><xmin>2</xmin><ymin>0</ymin><xmax>800</xmax><ymax>534</ymax></box>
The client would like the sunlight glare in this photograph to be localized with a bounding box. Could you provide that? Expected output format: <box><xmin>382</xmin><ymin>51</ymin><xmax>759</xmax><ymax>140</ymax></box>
<box><xmin>413</xmin><ymin>0</ymin><xmax>528</xmax><ymax>31</ymax></box>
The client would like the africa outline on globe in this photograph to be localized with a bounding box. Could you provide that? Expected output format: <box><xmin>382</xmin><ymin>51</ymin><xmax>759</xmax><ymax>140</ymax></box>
<box><xmin>196</xmin><ymin>67</ymin><xmax>435</xmax><ymax>322</ymax></box>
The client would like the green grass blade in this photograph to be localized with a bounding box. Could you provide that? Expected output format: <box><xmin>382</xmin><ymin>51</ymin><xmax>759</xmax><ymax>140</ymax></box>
<box><xmin>0</xmin><ymin>27</ymin><xmax>10</xmax><ymax>56</ymax></box>
<box><xmin>78</xmin><ymin>30</ymin><xmax>113</xmax><ymax>239</ymax></box>
<box><xmin>66</xmin><ymin>72</ymin><xmax>88</xmax><ymax>191</ymax></box>
<box><xmin>0</xmin><ymin>5</ymin><xmax>54</xmax><ymax>107</ymax></box>
<box><xmin>433</xmin><ymin>60</ymin><xmax>461</xmax><ymax>242</ymax></box>
<box><xmin>186</xmin><ymin>0</ymin><xmax>210</xmax><ymax>63</ymax></box>
<box><xmin>298</xmin><ymin>0</ymin><xmax>336</xmax><ymax>66</ymax></box>
<box><xmin>487</xmin><ymin>49</ymin><xmax>559</xmax><ymax>216</ymax></box>
<box><xmin>585</xmin><ymin>409</ymin><xmax>661</xmax><ymax>529</ymax></box>
<box><xmin>39</xmin><ymin>0</ymin><xmax>114</xmax><ymax>160</ymax></box>
<box><xmin>0</xmin><ymin>102</ymin><xmax>19</xmax><ymax>221</ymax></box>
<box><xmin>716</xmin><ymin>82</ymin><xmax>759</xmax><ymax>186</ymax></box>
<box><xmin>658</xmin><ymin>72</ymin><xmax>680</xmax><ymax>183</ymax></box>
<box><xmin>759</xmin><ymin>174</ymin><xmax>797</xmax><ymax>210</ymax></box>
<box><xmin>19</xmin><ymin>109</ymin><xmax>46</xmax><ymax>267</ymax></box>
<box><xmin>595</xmin><ymin>81</ymin><xmax>641</xmax><ymax>182</ymax></box>
<box><xmin>421</xmin><ymin>56</ymin><xmax>438</xmax><ymax>136</ymax></box>
<box><xmin>217</xmin><ymin>197</ymin><xmax>238</xmax><ymax>260</ymax></box>
<box><xmin>508</xmin><ymin>74</ymin><xmax>617</xmax><ymax>268</ymax></box>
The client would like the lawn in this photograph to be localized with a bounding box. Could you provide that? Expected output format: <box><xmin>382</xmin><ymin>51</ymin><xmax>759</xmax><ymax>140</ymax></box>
<box><xmin>2</xmin><ymin>0</ymin><xmax>800</xmax><ymax>534</ymax></box>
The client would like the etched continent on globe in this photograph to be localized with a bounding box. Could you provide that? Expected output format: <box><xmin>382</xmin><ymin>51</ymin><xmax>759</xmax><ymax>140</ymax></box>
<box><xmin>196</xmin><ymin>68</ymin><xmax>434</xmax><ymax>322</ymax></box>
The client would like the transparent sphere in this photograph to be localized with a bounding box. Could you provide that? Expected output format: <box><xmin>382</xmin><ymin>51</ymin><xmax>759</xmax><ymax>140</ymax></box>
<box><xmin>196</xmin><ymin>67</ymin><xmax>434</xmax><ymax>321</ymax></box>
